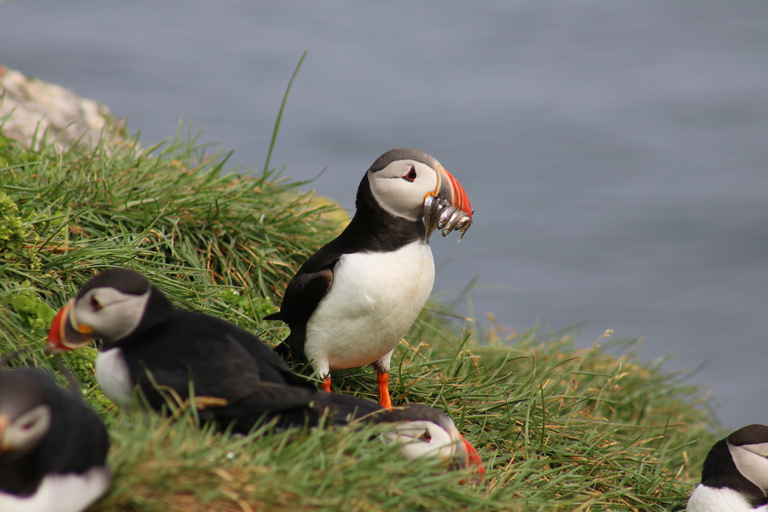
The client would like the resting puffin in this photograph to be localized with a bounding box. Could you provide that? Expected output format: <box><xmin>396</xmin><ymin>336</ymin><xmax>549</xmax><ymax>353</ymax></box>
<box><xmin>687</xmin><ymin>424</ymin><xmax>768</xmax><ymax>511</ymax></box>
<box><xmin>265</xmin><ymin>148</ymin><xmax>473</xmax><ymax>409</ymax></box>
<box><xmin>0</xmin><ymin>366</ymin><xmax>110</xmax><ymax>512</ymax></box>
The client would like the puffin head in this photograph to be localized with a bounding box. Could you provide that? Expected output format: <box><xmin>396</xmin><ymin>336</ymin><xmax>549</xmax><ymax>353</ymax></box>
<box><xmin>381</xmin><ymin>404</ymin><xmax>485</xmax><ymax>479</ymax></box>
<box><xmin>721</xmin><ymin>424</ymin><xmax>768</xmax><ymax>494</ymax></box>
<box><xmin>364</xmin><ymin>149</ymin><xmax>473</xmax><ymax>241</ymax></box>
<box><xmin>0</xmin><ymin>370</ymin><xmax>52</xmax><ymax>458</ymax></box>
<box><xmin>46</xmin><ymin>268</ymin><xmax>171</xmax><ymax>354</ymax></box>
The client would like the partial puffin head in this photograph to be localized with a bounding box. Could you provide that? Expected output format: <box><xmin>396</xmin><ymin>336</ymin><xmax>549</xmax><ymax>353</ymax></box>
<box><xmin>687</xmin><ymin>424</ymin><xmax>768</xmax><ymax>511</ymax></box>
<box><xmin>380</xmin><ymin>404</ymin><xmax>485</xmax><ymax>478</ymax></box>
<box><xmin>724</xmin><ymin>424</ymin><xmax>768</xmax><ymax>492</ymax></box>
<box><xmin>364</xmin><ymin>149</ymin><xmax>473</xmax><ymax>241</ymax></box>
<box><xmin>47</xmin><ymin>268</ymin><xmax>172</xmax><ymax>353</ymax></box>
<box><xmin>0</xmin><ymin>371</ymin><xmax>52</xmax><ymax>458</ymax></box>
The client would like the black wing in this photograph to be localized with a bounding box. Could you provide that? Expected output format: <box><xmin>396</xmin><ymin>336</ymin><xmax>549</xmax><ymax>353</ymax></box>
<box><xmin>213</xmin><ymin>387</ymin><xmax>385</xmax><ymax>432</ymax></box>
<box><xmin>266</xmin><ymin>247</ymin><xmax>340</xmax><ymax>360</ymax></box>
<box><xmin>125</xmin><ymin>311</ymin><xmax>318</xmax><ymax>414</ymax></box>
<box><xmin>267</xmin><ymin>244</ymin><xmax>340</xmax><ymax>326</ymax></box>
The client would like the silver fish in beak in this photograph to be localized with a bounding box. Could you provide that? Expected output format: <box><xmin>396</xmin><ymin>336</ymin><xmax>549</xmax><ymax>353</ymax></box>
<box><xmin>423</xmin><ymin>164</ymin><xmax>473</xmax><ymax>242</ymax></box>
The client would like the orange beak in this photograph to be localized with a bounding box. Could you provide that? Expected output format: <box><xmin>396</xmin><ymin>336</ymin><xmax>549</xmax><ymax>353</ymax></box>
<box><xmin>456</xmin><ymin>433</ymin><xmax>486</xmax><ymax>481</ymax></box>
<box><xmin>434</xmin><ymin>165</ymin><xmax>472</xmax><ymax>220</ymax></box>
<box><xmin>0</xmin><ymin>414</ymin><xmax>9</xmax><ymax>453</ymax></box>
<box><xmin>46</xmin><ymin>300</ymin><xmax>95</xmax><ymax>354</ymax></box>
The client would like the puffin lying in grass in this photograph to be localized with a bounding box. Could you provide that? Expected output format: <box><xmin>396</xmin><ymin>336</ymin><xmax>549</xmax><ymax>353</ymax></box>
<box><xmin>45</xmin><ymin>268</ymin><xmax>484</xmax><ymax>476</ymax></box>
<box><xmin>0</xmin><ymin>365</ymin><xmax>110</xmax><ymax>512</ymax></box>
<box><xmin>687</xmin><ymin>424</ymin><xmax>768</xmax><ymax>511</ymax></box>
<box><xmin>265</xmin><ymin>148</ymin><xmax>473</xmax><ymax>409</ymax></box>
<box><xmin>378</xmin><ymin>403</ymin><xmax>483</xmax><ymax>476</ymax></box>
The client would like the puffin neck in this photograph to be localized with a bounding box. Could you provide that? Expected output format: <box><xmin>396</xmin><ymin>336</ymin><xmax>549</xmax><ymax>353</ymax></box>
<box><xmin>340</xmin><ymin>175</ymin><xmax>426</xmax><ymax>253</ymax></box>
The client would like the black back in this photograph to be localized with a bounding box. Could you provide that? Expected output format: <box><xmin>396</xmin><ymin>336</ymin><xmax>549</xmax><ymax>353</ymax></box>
<box><xmin>210</xmin><ymin>389</ymin><xmax>386</xmax><ymax>432</ymax></box>
<box><xmin>0</xmin><ymin>368</ymin><xmax>109</xmax><ymax>497</ymax></box>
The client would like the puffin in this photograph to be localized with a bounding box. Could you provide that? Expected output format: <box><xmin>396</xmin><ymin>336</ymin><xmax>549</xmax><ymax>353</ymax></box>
<box><xmin>687</xmin><ymin>424</ymin><xmax>768</xmax><ymax>511</ymax></box>
<box><xmin>0</xmin><ymin>366</ymin><xmax>111</xmax><ymax>512</ymax></box>
<box><xmin>376</xmin><ymin>403</ymin><xmax>484</xmax><ymax>478</ymax></box>
<box><xmin>265</xmin><ymin>148</ymin><xmax>473</xmax><ymax>409</ymax></box>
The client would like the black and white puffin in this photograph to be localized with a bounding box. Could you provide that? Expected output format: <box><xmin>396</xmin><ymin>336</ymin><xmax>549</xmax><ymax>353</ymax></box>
<box><xmin>687</xmin><ymin>424</ymin><xmax>768</xmax><ymax>511</ymax></box>
<box><xmin>265</xmin><ymin>148</ymin><xmax>473</xmax><ymax>409</ymax></box>
<box><xmin>0</xmin><ymin>366</ymin><xmax>110</xmax><ymax>512</ymax></box>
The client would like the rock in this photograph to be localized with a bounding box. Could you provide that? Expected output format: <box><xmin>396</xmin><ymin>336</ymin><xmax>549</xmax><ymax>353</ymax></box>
<box><xmin>0</xmin><ymin>65</ymin><xmax>125</xmax><ymax>151</ymax></box>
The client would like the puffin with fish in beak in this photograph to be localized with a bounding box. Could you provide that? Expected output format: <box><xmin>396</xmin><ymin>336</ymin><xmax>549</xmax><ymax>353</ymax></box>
<box><xmin>265</xmin><ymin>148</ymin><xmax>473</xmax><ymax>409</ymax></box>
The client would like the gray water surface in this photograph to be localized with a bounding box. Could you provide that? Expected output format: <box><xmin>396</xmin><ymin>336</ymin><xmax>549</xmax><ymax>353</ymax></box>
<box><xmin>2</xmin><ymin>1</ymin><xmax>768</xmax><ymax>428</ymax></box>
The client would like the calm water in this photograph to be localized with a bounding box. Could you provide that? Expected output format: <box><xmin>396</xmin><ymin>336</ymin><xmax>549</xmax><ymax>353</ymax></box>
<box><xmin>2</xmin><ymin>1</ymin><xmax>768</xmax><ymax>428</ymax></box>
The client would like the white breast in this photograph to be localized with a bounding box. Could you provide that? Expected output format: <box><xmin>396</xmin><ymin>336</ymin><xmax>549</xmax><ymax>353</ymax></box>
<box><xmin>687</xmin><ymin>484</ymin><xmax>768</xmax><ymax>512</ymax></box>
<box><xmin>0</xmin><ymin>466</ymin><xmax>111</xmax><ymax>512</ymax></box>
<box><xmin>95</xmin><ymin>347</ymin><xmax>134</xmax><ymax>408</ymax></box>
<box><xmin>305</xmin><ymin>241</ymin><xmax>435</xmax><ymax>373</ymax></box>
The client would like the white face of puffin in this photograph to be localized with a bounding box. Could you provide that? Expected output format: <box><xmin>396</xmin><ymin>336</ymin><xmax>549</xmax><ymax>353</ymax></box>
<box><xmin>47</xmin><ymin>287</ymin><xmax>152</xmax><ymax>350</ymax></box>
<box><xmin>366</xmin><ymin>150</ymin><xmax>473</xmax><ymax>241</ymax></box>
<box><xmin>386</xmin><ymin>419</ymin><xmax>459</xmax><ymax>461</ymax></box>
<box><xmin>377</xmin><ymin>403</ymin><xmax>484</xmax><ymax>476</ymax></box>
<box><xmin>367</xmin><ymin>159</ymin><xmax>440</xmax><ymax>222</ymax></box>
<box><xmin>0</xmin><ymin>405</ymin><xmax>52</xmax><ymax>455</ymax></box>
<box><xmin>0</xmin><ymin>373</ymin><xmax>52</xmax><ymax>456</ymax></box>
<box><xmin>71</xmin><ymin>287</ymin><xmax>151</xmax><ymax>342</ymax></box>
<box><xmin>729</xmin><ymin>438</ymin><xmax>768</xmax><ymax>492</ymax></box>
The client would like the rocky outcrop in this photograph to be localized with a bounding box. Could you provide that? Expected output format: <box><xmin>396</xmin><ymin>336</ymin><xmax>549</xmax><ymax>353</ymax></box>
<box><xmin>0</xmin><ymin>65</ymin><xmax>125</xmax><ymax>151</ymax></box>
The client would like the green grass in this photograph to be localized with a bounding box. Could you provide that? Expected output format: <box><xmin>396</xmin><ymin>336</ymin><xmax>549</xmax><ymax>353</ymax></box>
<box><xmin>0</xmin><ymin>124</ymin><xmax>719</xmax><ymax>511</ymax></box>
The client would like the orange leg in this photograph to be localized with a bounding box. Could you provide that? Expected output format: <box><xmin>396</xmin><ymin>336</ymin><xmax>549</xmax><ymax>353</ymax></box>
<box><xmin>377</xmin><ymin>372</ymin><xmax>393</xmax><ymax>410</ymax></box>
<box><xmin>321</xmin><ymin>376</ymin><xmax>332</xmax><ymax>392</ymax></box>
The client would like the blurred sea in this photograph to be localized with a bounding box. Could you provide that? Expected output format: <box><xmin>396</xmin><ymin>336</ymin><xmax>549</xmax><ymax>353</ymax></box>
<box><xmin>2</xmin><ymin>1</ymin><xmax>768</xmax><ymax>427</ymax></box>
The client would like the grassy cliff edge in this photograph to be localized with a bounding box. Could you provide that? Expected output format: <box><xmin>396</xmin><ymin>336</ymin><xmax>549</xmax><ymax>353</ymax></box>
<box><xmin>0</xmin><ymin>119</ymin><xmax>718</xmax><ymax>511</ymax></box>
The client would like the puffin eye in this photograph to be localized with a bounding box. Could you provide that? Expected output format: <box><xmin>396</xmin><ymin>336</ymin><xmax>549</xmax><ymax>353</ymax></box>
<box><xmin>404</xmin><ymin>166</ymin><xmax>417</xmax><ymax>182</ymax></box>
<box><xmin>90</xmin><ymin>295</ymin><xmax>103</xmax><ymax>312</ymax></box>
<box><xmin>418</xmin><ymin>430</ymin><xmax>432</xmax><ymax>442</ymax></box>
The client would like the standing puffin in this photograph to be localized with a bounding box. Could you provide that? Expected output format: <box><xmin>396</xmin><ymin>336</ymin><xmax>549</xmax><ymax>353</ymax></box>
<box><xmin>687</xmin><ymin>424</ymin><xmax>768</xmax><ymax>511</ymax></box>
<box><xmin>265</xmin><ymin>148</ymin><xmax>473</xmax><ymax>409</ymax></box>
<box><xmin>0</xmin><ymin>366</ymin><xmax>110</xmax><ymax>512</ymax></box>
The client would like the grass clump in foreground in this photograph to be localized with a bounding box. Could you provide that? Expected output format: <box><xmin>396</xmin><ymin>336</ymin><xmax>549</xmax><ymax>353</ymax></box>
<box><xmin>0</xmin><ymin>126</ymin><xmax>719</xmax><ymax>511</ymax></box>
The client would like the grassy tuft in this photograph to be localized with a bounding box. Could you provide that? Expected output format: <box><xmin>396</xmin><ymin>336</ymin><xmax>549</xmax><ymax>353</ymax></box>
<box><xmin>0</xmin><ymin>124</ymin><xmax>718</xmax><ymax>511</ymax></box>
